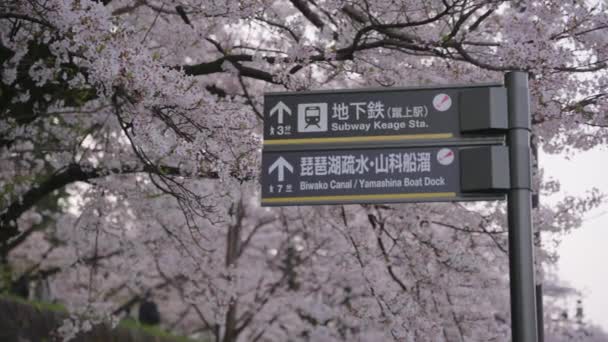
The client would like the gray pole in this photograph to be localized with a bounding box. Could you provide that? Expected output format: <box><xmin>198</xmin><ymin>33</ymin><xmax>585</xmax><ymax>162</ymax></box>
<box><xmin>505</xmin><ymin>71</ymin><xmax>538</xmax><ymax>342</ymax></box>
<box><xmin>531</xmin><ymin>137</ymin><xmax>545</xmax><ymax>342</ymax></box>
<box><xmin>536</xmin><ymin>284</ymin><xmax>544</xmax><ymax>341</ymax></box>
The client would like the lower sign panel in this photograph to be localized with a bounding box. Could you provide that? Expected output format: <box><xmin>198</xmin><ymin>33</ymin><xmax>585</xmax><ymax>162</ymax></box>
<box><xmin>261</xmin><ymin>146</ymin><xmax>506</xmax><ymax>206</ymax></box>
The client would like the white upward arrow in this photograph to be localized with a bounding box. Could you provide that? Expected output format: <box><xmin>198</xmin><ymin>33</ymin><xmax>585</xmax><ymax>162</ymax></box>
<box><xmin>269</xmin><ymin>101</ymin><xmax>291</xmax><ymax>124</ymax></box>
<box><xmin>268</xmin><ymin>156</ymin><xmax>293</xmax><ymax>182</ymax></box>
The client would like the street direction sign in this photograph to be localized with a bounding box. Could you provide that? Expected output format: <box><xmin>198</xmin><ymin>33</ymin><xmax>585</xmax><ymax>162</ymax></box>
<box><xmin>264</xmin><ymin>84</ymin><xmax>508</xmax><ymax>149</ymax></box>
<box><xmin>259</xmin><ymin>74</ymin><xmax>540</xmax><ymax>342</ymax></box>
<box><xmin>261</xmin><ymin>145</ymin><xmax>508</xmax><ymax>206</ymax></box>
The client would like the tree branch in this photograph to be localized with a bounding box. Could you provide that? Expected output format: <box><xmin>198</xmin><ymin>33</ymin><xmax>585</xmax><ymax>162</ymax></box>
<box><xmin>289</xmin><ymin>0</ymin><xmax>325</xmax><ymax>29</ymax></box>
<box><xmin>181</xmin><ymin>54</ymin><xmax>279</xmax><ymax>84</ymax></box>
<box><xmin>0</xmin><ymin>163</ymin><xmax>218</xmax><ymax>244</ymax></box>
<box><xmin>0</xmin><ymin>13</ymin><xmax>54</xmax><ymax>28</ymax></box>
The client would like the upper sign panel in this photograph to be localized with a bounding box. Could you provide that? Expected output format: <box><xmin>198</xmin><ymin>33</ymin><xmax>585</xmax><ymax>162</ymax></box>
<box><xmin>263</xmin><ymin>84</ymin><xmax>507</xmax><ymax>148</ymax></box>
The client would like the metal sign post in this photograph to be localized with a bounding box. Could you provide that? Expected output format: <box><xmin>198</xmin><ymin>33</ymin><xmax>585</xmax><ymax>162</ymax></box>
<box><xmin>532</xmin><ymin>137</ymin><xmax>545</xmax><ymax>342</ymax></box>
<box><xmin>505</xmin><ymin>71</ymin><xmax>538</xmax><ymax>342</ymax></box>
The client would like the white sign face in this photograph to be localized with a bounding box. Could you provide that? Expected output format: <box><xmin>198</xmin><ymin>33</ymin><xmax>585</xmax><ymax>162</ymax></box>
<box><xmin>432</xmin><ymin>93</ymin><xmax>452</xmax><ymax>112</ymax></box>
<box><xmin>436</xmin><ymin>148</ymin><xmax>455</xmax><ymax>166</ymax></box>
<box><xmin>297</xmin><ymin>103</ymin><xmax>328</xmax><ymax>132</ymax></box>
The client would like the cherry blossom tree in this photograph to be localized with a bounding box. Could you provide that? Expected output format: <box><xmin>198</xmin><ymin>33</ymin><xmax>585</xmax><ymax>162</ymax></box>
<box><xmin>1</xmin><ymin>0</ymin><xmax>607</xmax><ymax>341</ymax></box>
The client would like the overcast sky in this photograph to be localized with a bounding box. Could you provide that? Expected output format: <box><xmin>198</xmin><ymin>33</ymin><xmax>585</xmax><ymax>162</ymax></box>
<box><xmin>543</xmin><ymin>147</ymin><xmax>608</xmax><ymax>330</ymax></box>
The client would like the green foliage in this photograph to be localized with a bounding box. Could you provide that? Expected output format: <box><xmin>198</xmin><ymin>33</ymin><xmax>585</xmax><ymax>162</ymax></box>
<box><xmin>0</xmin><ymin>295</ymin><xmax>200</xmax><ymax>341</ymax></box>
<box><xmin>119</xmin><ymin>318</ymin><xmax>197</xmax><ymax>342</ymax></box>
<box><xmin>1</xmin><ymin>293</ymin><xmax>67</xmax><ymax>312</ymax></box>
